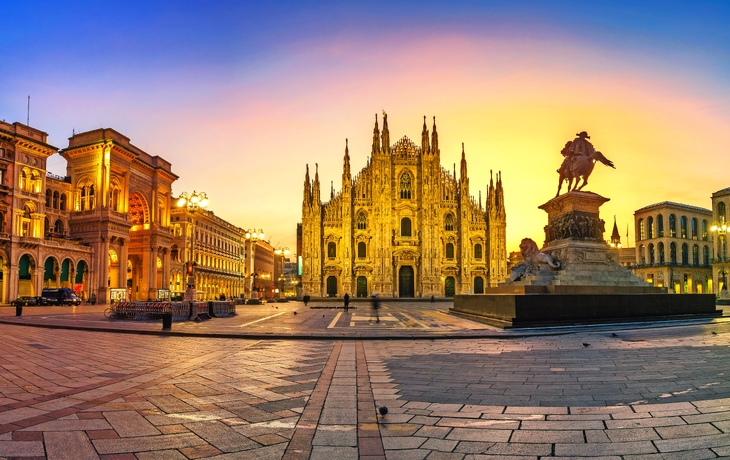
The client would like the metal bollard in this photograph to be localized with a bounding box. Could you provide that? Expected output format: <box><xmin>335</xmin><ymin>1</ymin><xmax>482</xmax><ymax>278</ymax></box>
<box><xmin>162</xmin><ymin>313</ymin><xmax>172</xmax><ymax>331</ymax></box>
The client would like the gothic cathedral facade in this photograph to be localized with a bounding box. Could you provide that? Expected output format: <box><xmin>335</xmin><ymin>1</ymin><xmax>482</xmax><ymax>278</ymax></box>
<box><xmin>301</xmin><ymin>114</ymin><xmax>507</xmax><ymax>298</ymax></box>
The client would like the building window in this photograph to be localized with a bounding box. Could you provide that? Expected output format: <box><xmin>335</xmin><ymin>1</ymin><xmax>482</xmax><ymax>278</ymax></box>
<box><xmin>638</xmin><ymin>219</ymin><xmax>645</xmax><ymax>240</ymax></box>
<box><xmin>693</xmin><ymin>244</ymin><xmax>699</xmax><ymax>266</ymax></box>
<box><xmin>474</xmin><ymin>243</ymin><xmax>482</xmax><ymax>260</ymax></box>
<box><xmin>658</xmin><ymin>242</ymin><xmax>665</xmax><ymax>264</ymax></box>
<box><xmin>657</xmin><ymin>214</ymin><xmax>664</xmax><ymax>237</ymax></box>
<box><xmin>648</xmin><ymin>244</ymin><xmax>655</xmax><ymax>265</ymax></box>
<box><xmin>401</xmin><ymin>217</ymin><xmax>412</xmax><ymax>237</ymax></box>
<box><xmin>445</xmin><ymin>213</ymin><xmax>454</xmax><ymax>231</ymax></box>
<box><xmin>445</xmin><ymin>242</ymin><xmax>454</xmax><ymax>259</ymax></box>
<box><xmin>680</xmin><ymin>216</ymin><xmax>687</xmax><ymax>238</ymax></box>
<box><xmin>691</xmin><ymin>218</ymin><xmax>698</xmax><ymax>239</ymax></box>
<box><xmin>681</xmin><ymin>243</ymin><xmax>689</xmax><ymax>265</ymax></box>
<box><xmin>19</xmin><ymin>169</ymin><xmax>28</xmax><ymax>191</ymax></box>
<box><xmin>357</xmin><ymin>212</ymin><xmax>367</xmax><ymax>230</ymax></box>
<box><xmin>54</xmin><ymin>219</ymin><xmax>64</xmax><ymax>234</ymax></box>
<box><xmin>53</xmin><ymin>191</ymin><xmax>59</xmax><ymax>209</ymax></box>
<box><xmin>399</xmin><ymin>172</ymin><xmax>412</xmax><ymax>199</ymax></box>
<box><xmin>327</xmin><ymin>242</ymin><xmax>336</xmax><ymax>258</ymax></box>
<box><xmin>720</xmin><ymin>202</ymin><xmax>727</xmax><ymax>223</ymax></box>
<box><xmin>358</xmin><ymin>242</ymin><xmax>366</xmax><ymax>258</ymax></box>
<box><xmin>670</xmin><ymin>242</ymin><xmax>677</xmax><ymax>264</ymax></box>
<box><xmin>647</xmin><ymin>216</ymin><xmax>654</xmax><ymax>239</ymax></box>
<box><xmin>702</xmin><ymin>220</ymin><xmax>708</xmax><ymax>241</ymax></box>
<box><xmin>669</xmin><ymin>214</ymin><xmax>677</xmax><ymax>237</ymax></box>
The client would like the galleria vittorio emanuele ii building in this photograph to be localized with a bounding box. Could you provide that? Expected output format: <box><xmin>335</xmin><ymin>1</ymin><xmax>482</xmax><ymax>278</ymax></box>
<box><xmin>301</xmin><ymin>113</ymin><xmax>507</xmax><ymax>298</ymax></box>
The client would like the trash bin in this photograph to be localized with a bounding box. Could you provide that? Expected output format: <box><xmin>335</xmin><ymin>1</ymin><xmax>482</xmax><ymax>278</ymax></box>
<box><xmin>162</xmin><ymin>313</ymin><xmax>172</xmax><ymax>331</ymax></box>
<box><xmin>15</xmin><ymin>305</ymin><xmax>22</xmax><ymax>316</ymax></box>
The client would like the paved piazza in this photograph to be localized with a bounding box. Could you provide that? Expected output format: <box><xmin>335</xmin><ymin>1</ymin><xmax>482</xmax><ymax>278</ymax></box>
<box><xmin>1</xmin><ymin>302</ymin><xmax>730</xmax><ymax>458</ymax></box>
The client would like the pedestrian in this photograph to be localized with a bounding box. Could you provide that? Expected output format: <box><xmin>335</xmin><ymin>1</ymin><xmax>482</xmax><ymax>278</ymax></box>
<box><xmin>343</xmin><ymin>292</ymin><xmax>350</xmax><ymax>312</ymax></box>
<box><xmin>430</xmin><ymin>294</ymin><xmax>435</xmax><ymax>304</ymax></box>
<box><xmin>303</xmin><ymin>294</ymin><xmax>310</xmax><ymax>307</ymax></box>
<box><xmin>370</xmin><ymin>293</ymin><xmax>380</xmax><ymax>323</ymax></box>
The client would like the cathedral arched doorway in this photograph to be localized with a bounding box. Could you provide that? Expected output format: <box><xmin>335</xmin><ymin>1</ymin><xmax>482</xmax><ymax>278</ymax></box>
<box><xmin>326</xmin><ymin>276</ymin><xmax>337</xmax><ymax>297</ymax></box>
<box><xmin>356</xmin><ymin>276</ymin><xmax>368</xmax><ymax>297</ymax></box>
<box><xmin>398</xmin><ymin>266</ymin><xmax>414</xmax><ymax>298</ymax></box>
<box><xmin>444</xmin><ymin>276</ymin><xmax>455</xmax><ymax>297</ymax></box>
<box><xmin>473</xmin><ymin>276</ymin><xmax>484</xmax><ymax>294</ymax></box>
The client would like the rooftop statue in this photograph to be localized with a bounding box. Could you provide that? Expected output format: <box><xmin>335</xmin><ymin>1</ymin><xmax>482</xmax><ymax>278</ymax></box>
<box><xmin>556</xmin><ymin>131</ymin><xmax>615</xmax><ymax>197</ymax></box>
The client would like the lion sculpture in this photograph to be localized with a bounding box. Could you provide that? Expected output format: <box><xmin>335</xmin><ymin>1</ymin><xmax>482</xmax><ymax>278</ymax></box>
<box><xmin>509</xmin><ymin>238</ymin><xmax>561</xmax><ymax>282</ymax></box>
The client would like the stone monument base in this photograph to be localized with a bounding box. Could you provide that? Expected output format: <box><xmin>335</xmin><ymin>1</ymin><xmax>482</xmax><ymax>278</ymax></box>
<box><xmin>450</xmin><ymin>291</ymin><xmax>720</xmax><ymax>328</ymax></box>
<box><xmin>450</xmin><ymin>191</ymin><xmax>722</xmax><ymax>328</ymax></box>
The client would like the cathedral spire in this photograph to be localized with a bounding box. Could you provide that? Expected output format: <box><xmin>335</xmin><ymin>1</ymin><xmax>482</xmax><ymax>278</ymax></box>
<box><xmin>431</xmin><ymin>116</ymin><xmax>439</xmax><ymax>154</ymax></box>
<box><xmin>611</xmin><ymin>216</ymin><xmax>621</xmax><ymax>246</ymax></box>
<box><xmin>303</xmin><ymin>164</ymin><xmax>311</xmax><ymax>205</ymax></box>
<box><xmin>381</xmin><ymin>110</ymin><xmax>390</xmax><ymax>154</ymax></box>
<box><xmin>343</xmin><ymin>138</ymin><xmax>350</xmax><ymax>178</ymax></box>
<box><xmin>331</xmin><ymin>181</ymin><xmax>334</xmax><ymax>199</ymax></box>
<box><xmin>312</xmin><ymin>163</ymin><xmax>320</xmax><ymax>204</ymax></box>
<box><xmin>371</xmin><ymin>114</ymin><xmax>380</xmax><ymax>155</ymax></box>
<box><xmin>421</xmin><ymin>115</ymin><xmax>430</xmax><ymax>154</ymax></box>
<box><xmin>460</xmin><ymin>142</ymin><xmax>467</xmax><ymax>180</ymax></box>
<box><xmin>496</xmin><ymin>171</ymin><xmax>506</xmax><ymax>219</ymax></box>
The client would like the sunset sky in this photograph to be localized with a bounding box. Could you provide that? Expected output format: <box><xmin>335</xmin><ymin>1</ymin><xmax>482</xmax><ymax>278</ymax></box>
<box><xmin>1</xmin><ymin>1</ymin><xmax>729</xmax><ymax>253</ymax></box>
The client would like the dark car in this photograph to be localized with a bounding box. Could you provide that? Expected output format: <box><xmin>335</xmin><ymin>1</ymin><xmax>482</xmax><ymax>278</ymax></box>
<box><xmin>11</xmin><ymin>296</ymin><xmax>42</xmax><ymax>306</ymax></box>
<box><xmin>41</xmin><ymin>288</ymin><xmax>82</xmax><ymax>306</ymax></box>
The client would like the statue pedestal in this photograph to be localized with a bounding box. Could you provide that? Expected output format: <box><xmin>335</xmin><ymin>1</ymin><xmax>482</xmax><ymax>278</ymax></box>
<box><xmin>451</xmin><ymin>191</ymin><xmax>720</xmax><ymax>327</ymax></box>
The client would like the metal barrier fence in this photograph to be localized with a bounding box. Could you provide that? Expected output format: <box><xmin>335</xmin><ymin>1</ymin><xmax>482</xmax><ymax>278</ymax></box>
<box><xmin>209</xmin><ymin>301</ymin><xmax>237</xmax><ymax>318</ymax></box>
<box><xmin>107</xmin><ymin>302</ymin><xmax>204</xmax><ymax>321</ymax></box>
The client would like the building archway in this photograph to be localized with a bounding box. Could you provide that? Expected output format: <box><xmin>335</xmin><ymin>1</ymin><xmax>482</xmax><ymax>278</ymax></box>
<box><xmin>18</xmin><ymin>254</ymin><xmax>35</xmax><ymax>296</ymax></box>
<box><xmin>445</xmin><ymin>276</ymin><xmax>455</xmax><ymax>297</ymax></box>
<box><xmin>398</xmin><ymin>266</ymin><xmax>414</xmax><ymax>298</ymax></box>
<box><xmin>473</xmin><ymin>276</ymin><xmax>484</xmax><ymax>294</ymax></box>
<box><xmin>75</xmin><ymin>260</ymin><xmax>89</xmax><ymax>300</ymax></box>
<box><xmin>326</xmin><ymin>276</ymin><xmax>337</xmax><ymax>297</ymax></box>
<box><xmin>60</xmin><ymin>258</ymin><xmax>72</xmax><ymax>288</ymax></box>
<box><xmin>356</xmin><ymin>276</ymin><xmax>368</xmax><ymax>297</ymax></box>
<box><xmin>44</xmin><ymin>257</ymin><xmax>58</xmax><ymax>288</ymax></box>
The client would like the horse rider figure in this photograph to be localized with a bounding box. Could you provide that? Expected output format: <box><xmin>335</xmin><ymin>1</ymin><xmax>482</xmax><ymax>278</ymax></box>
<box><xmin>556</xmin><ymin>130</ymin><xmax>615</xmax><ymax>197</ymax></box>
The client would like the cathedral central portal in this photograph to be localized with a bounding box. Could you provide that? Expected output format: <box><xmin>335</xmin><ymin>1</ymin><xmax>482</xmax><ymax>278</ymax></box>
<box><xmin>301</xmin><ymin>113</ymin><xmax>507</xmax><ymax>298</ymax></box>
<box><xmin>398</xmin><ymin>266</ymin><xmax>415</xmax><ymax>298</ymax></box>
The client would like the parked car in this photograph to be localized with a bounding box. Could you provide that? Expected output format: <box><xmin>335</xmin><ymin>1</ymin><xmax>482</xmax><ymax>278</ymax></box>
<box><xmin>41</xmin><ymin>288</ymin><xmax>82</xmax><ymax>306</ymax></box>
<box><xmin>11</xmin><ymin>296</ymin><xmax>44</xmax><ymax>306</ymax></box>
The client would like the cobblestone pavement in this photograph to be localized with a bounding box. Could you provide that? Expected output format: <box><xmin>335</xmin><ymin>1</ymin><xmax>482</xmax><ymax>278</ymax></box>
<box><xmin>1</xmin><ymin>305</ymin><xmax>730</xmax><ymax>458</ymax></box>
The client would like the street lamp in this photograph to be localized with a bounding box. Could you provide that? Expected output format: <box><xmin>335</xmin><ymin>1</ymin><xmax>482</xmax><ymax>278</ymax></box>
<box><xmin>274</xmin><ymin>247</ymin><xmax>291</xmax><ymax>299</ymax></box>
<box><xmin>711</xmin><ymin>222</ymin><xmax>728</xmax><ymax>297</ymax></box>
<box><xmin>177</xmin><ymin>191</ymin><xmax>209</xmax><ymax>302</ymax></box>
<box><xmin>244</xmin><ymin>229</ymin><xmax>264</xmax><ymax>300</ymax></box>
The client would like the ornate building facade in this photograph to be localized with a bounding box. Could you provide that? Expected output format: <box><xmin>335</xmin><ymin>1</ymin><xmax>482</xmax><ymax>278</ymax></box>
<box><xmin>633</xmin><ymin>201</ymin><xmax>713</xmax><ymax>293</ymax></box>
<box><xmin>301</xmin><ymin>114</ymin><xmax>507</xmax><ymax>298</ymax></box>
<box><xmin>0</xmin><ymin>121</ymin><xmax>93</xmax><ymax>303</ymax></box>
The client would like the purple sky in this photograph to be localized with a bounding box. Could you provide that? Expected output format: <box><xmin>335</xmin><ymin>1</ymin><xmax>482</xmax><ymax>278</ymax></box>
<box><xmin>2</xmin><ymin>1</ymin><xmax>729</xmax><ymax>252</ymax></box>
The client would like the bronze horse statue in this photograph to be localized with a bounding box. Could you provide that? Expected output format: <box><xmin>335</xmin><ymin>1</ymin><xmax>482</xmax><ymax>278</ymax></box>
<box><xmin>556</xmin><ymin>141</ymin><xmax>615</xmax><ymax>197</ymax></box>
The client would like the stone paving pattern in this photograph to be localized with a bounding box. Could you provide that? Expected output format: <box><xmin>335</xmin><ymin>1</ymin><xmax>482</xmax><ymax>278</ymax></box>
<box><xmin>0</xmin><ymin>303</ymin><xmax>730</xmax><ymax>458</ymax></box>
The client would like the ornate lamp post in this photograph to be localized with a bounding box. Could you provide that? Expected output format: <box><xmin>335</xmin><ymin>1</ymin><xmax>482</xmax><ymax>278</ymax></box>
<box><xmin>274</xmin><ymin>247</ymin><xmax>291</xmax><ymax>300</ymax></box>
<box><xmin>711</xmin><ymin>222</ymin><xmax>728</xmax><ymax>297</ymax></box>
<box><xmin>177</xmin><ymin>191</ymin><xmax>208</xmax><ymax>302</ymax></box>
<box><xmin>244</xmin><ymin>229</ymin><xmax>264</xmax><ymax>300</ymax></box>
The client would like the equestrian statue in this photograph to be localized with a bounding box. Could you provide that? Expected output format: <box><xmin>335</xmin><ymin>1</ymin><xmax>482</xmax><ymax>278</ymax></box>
<box><xmin>556</xmin><ymin>131</ymin><xmax>615</xmax><ymax>197</ymax></box>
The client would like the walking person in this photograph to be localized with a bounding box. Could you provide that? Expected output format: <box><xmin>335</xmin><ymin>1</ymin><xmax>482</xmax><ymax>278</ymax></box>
<box><xmin>303</xmin><ymin>294</ymin><xmax>310</xmax><ymax>307</ymax></box>
<box><xmin>370</xmin><ymin>293</ymin><xmax>380</xmax><ymax>323</ymax></box>
<box><xmin>343</xmin><ymin>292</ymin><xmax>350</xmax><ymax>312</ymax></box>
